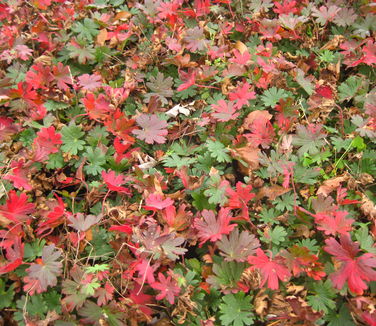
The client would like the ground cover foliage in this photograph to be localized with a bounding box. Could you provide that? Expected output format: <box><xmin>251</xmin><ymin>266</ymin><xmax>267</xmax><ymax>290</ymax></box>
<box><xmin>0</xmin><ymin>0</ymin><xmax>376</xmax><ymax>325</ymax></box>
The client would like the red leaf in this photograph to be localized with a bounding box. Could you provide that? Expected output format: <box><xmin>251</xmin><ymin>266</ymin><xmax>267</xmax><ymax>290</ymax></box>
<box><xmin>211</xmin><ymin>100</ymin><xmax>239</xmax><ymax>122</ymax></box>
<box><xmin>104</xmin><ymin>110</ymin><xmax>136</xmax><ymax>143</ymax></box>
<box><xmin>14</xmin><ymin>45</ymin><xmax>33</xmax><ymax>60</ymax></box>
<box><xmin>113</xmin><ymin>137</ymin><xmax>137</xmax><ymax>163</ymax></box>
<box><xmin>273</xmin><ymin>0</ymin><xmax>298</xmax><ymax>15</ymax></box>
<box><xmin>336</xmin><ymin>186</ymin><xmax>361</xmax><ymax>205</ymax></box>
<box><xmin>315</xmin><ymin>210</ymin><xmax>354</xmax><ymax>236</ymax></box>
<box><xmin>361</xmin><ymin>40</ymin><xmax>376</xmax><ymax>66</ymax></box>
<box><xmin>135</xmin><ymin>259</ymin><xmax>160</xmax><ymax>284</ymax></box>
<box><xmin>324</xmin><ymin>235</ymin><xmax>376</xmax><ymax>295</ymax></box>
<box><xmin>0</xmin><ymin>236</ymin><xmax>24</xmax><ymax>275</ymax></box>
<box><xmin>315</xmin><ymin>85</ymin><xmax>333</xmax><ymax>99</ymax></box>
<box><xmin>144</xmin><ymin>193</ymin><xmax>174</xmax><ymax>211</ymax></box>
<box><xmin>194</xmin><ymin>0</ymin><xmax>211</xmax><ymax>16</ymax></box>
<box><xmin>25</xmin><ymin>63</ymin><xmax>54</xmax><ymax>90</ymax></box>
<box><xmin>78</xmin><ymin>73</ymin><xmax>102</xmax><ymax>91</ymax></box>
<box><xmin>109</xmin><ymin>224</ymin><xmax>132</xmax><ymax>234</ymax></box>
<box><xmin>82</xmin><ymin>93</ymin><xmax>113</xmax><ymax>121</ymax></box>
<box><xmin>25</xmin><ymin>244</ymin><xmax>62</xmax><ymax>293</ymax></box>
<box><xmin>0</xmin><ymin>190</ymin><xmax>35</xmax><ymax>223</ymax></box>
<box><xmin>132</xmin><ymin>114</ymin><xmax>168</xmax><ymax>144</ymax></box>
<box><xmin>162</xmin><ymin>204</ymin><xmax>192</xmax><ymax>231</ymax></box>
<box><xmin>282</xmin><ymin>245</ymin><xmax>325</xmax><ymax>281</ymax></box>
<box><xmin>225</xmin><ymin>182</ymin><xmax>255</xmax><ymax>220</ymax></box>
<box><xmin>128</xmin><ymin>284</ymin><xmax>154</xmax><ymax>317</ymax></box>
<box><xmin>177</xmin><ymin>69</ymin><xmax>196</xmax><ymax>92</ymax></box>
<box><xmin>151</xmin><ymin>272</ymin><xmax>180</xmax><ymax>305</ymax></box>
<box><xmin>37</xmin><ymin>195</ymin><xmax>66</xmax><ymax>237</ymax></box>
<box><xmin>95</xmin><ymin>282</ymin><xmax>114</xmax><ymax>306</ymax></box>
<box><xmin>3</xmin><ymin>159</ymin><xmax>32</xmax><ymax>191</ymax></box>
<box><xmin>248</xmin><ymin>248</ymin><xmax>291</xmax><ymax>290</ymax></box>
<box><xmin>34</xmin><ymin>126</ymin><xmax>62</xmax><ymax>155</ymax></box>
<box><xmin>102</xmin><ymin>170</ymin><xmax>131</xmax><ymax>194</ymax></box>
<box><xmin>0</xmin><ymin>117</ymin><xmax>21</xmax><ymax>141</ymax></box>
<box><xmin>244</xmin><ymin>118</ymin><xmax>274</xmax><ymax>149</ymax></box>
<box><xmin>52</xmin><ymin>62</ymin><xmax>73</xmax><ymax>91</ymax></box>
<box><xmin>229</xmin><ymin>49</ymin><xmax>251</xmax><ymax>65</ymax></box>
<box><xmin>228</xmin><ymin>82</ymin><xmax>256</xmax><ymax>109</ymax></box>
<box><xmin>193</xmin><ymin>208</ymin><xmax>236</xmax><ymax>246</ymax></box>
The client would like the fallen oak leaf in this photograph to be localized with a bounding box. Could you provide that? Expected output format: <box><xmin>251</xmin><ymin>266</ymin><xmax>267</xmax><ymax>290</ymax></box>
<box><xmin>242</xmin><ymin>110</ymin><xmax>272</xmax><ymax>131</ymax></box>
<box><xmin>360</xmin><ymin>194</ymin><xmax>376</xmax><ymax>220</ymax></box>
<box><xmin>317</xmin><ymin>175</ymin><xmax>349</xmax><ymax>197</ymax></box>
<box><xmin>254</xmin><ymin>185</ymin><xmax>291</xmax><ymax>201</ymax></box>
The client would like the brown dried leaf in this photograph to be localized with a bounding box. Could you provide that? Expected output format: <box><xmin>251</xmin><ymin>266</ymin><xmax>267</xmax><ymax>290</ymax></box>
<box><xmin>286</xmin><ymin>284</ymin><xmax>306</xmax><ymax>295</ymax></box>
<box><xmin>235</xmin><ymin>41</ymin><xmax>248</xmax><ymax>54</ymax></box>
<box><xmin>317</xmin><ymin>175</ymin><xmax>348</xmax><ymax>197</ymax></box>
<box><xmin>320</xmin><ymin>35</ymin><xmax>345</xmax><ymax>50</ymax></box>
<box><xmin>286</xmin><ymin>296</ymin><xmax>322</xmax><ymax>323</ymax></box>
<box><xmin>97</xmin><ymin>29</ymin><xmax>108</xmax><ymax>46</ymax></box>
<box><xmin>113</xmin><ymin>11</ymin><xmax>132</xmax><ymax>21</ymax></box>
<box><xmin>360</xmin><ymin>194</ymin><xmax>376</xmax><ymax>220</ymax></box>
<box><xmin>255</xmin><ymin>185</ymin><xmax>291</xmax><ymax>201</ymax></box>
<box><xmin>231</xmin><ymin>144</ymin><xmax>260</xmax><ymax>174</ymax></box>
<box><xmin>242</xmin><ymin>110</ymin><xmax>272</xmax><ymax>130</ymax></box>
<box><xmin>35</xmin><ymin>311</ymin><xmax>60</xmax><ymax>326</ymax></box>
<box><xmin>0</xmin><ymin>213</ymin><xmax>11</xmax><ymax>227</ymax></box>
<box><xmin>254</xmin><ymin>290</ymin><xmax>269</xmax><ymax>316</ymax></box>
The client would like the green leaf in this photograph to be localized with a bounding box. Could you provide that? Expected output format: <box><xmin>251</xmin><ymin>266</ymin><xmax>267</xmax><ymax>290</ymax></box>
<box><xmin>44</xmin><ymin>290</ymin><xmax>62</xmax><ymax>313</ymax></box>
<box><xmin>203</xmin><ymin>175</ymin><xmax>228</xmax><ymax>205</ymax></box>
<box><xmin>82</xmin><ymin>280</ymin><xmax>101</xmax><ymax>296</ymax></box>
<box><xmin>66</xmin><ymin>44</ymin><xmax>96</xmax><ymax>64</ymax></box>
<box><xmin>338</xmin><ymin>76</ymin><xmax>362</xmax><ymax>102</ymax></box>
<box><xmin>219</xmin><ymin>292</ymin><xmax>254</xmax><ymax>326</ymax></box>
<box><xmin>24</xmin><ymin>239</ymin><xmax>46</xmax><ymax>261</ymax></box>
<box><xmin>162</xmin><ymin>153</ymin><xmax>196</xmax><ymax>168</ymax></box>
<box><xmin>351</xmin><ymin>136</ymin><xmax>366</xmax><ymax>151</ymax></box>
<box><xmin>72</xmin><ymin>18</ymin><xmax>99</xmax><ymax>42</ymax></box>
<box><xmin>298</xmin><ymin>239</ymin><xmax>319</xmax><ymax>252</ymax></box>
<box><xmin>307</xmin><ymin>280</ymin><xmax>336</xmax><ymax>313</ymax></box>
<box><xmin>18</xmin><ymin>128</ymin><xmax>36</xmax><ymax>146</ymax></box>
<box><xmin>0</xmin><ymin>279</ymin><xmax>14</xmax><ymax>309</ymax></box>
<box><xmin>61</xmin><ymin>124</ymin><xmax>86</xmax><ymax>155</ymax></box>
<box><xmin>296</xmin><ymin>69</ymin><xmax>314</xmax><ymax>95</ymax></box>
<box><xmin>79</xmin><ymin>301</ymin><xmax>124</xmax><ymax>326</ymax></box>
<box><xmin>6</xmin><ymin>62</ymin><xmax>27</xmax><ymax>83</ymax></box>
<box><xmin>16</xmin><ymin>294</ymin><xmax>48</xmax><ymax>319</ymax></box>
<box><xmin>46</xmin><ymin>152</ymin><xmax>65</xmax><ymax>169</ymax></box>
<box><xmin>87</xmin><ymin>126</ymin><xmax>109</xmax><ymax>146</ymax></box>
<box><xmin>331</xmin><ymin>137</ymin><xmax>352</xmax><ymax>151</ymax></box>
<box><xmin>259</xmin><ymin>207</ymin><xmax>281</xmax><ymax>225</ymax></box>
<box><xmin>355</xmin><ymin>224</ymin><xmax>376</xmax><ymax>254</ymax></box>
<box><xmin>191</xmin><ymin>191</ymin><xmax>216</xmax><ymax>210</ymax></box>
<box><xmin>161</xmin><ymin>236</ymin><xmax>187</xmax><ymax>260</ymax></box>
<box><xmin>293</xmin><ymin>164</ymin><xmax>321</xmax><ymax>184</ymax></box>
<box><xmin>44</xmin><ymin>100</ymin><xmax>70</xmax><ymax>112</ymax></box>
<box><xmin>261</xmin><ymin>87</ymin><xmax>290</xmax><ymax>107</ymax></box>
<box><xmin>208</xmin><ymin>261</ymin><xmax>247</xmax><ymax>290</ymax></box>
<box><xmin>85</xmin><ymin>264</ymin><xmax>109</xmax><ymax>274</ymax></box>
<box><xmin>292</xmin><ymin>124</ymin><xmax>326</xmax><ymax>156</ymax></box>
<box><xmin>85</xmin><ymin>227</ymin><xmax>115</xmax><ymax>260</ymax></box>
<box><xmin>325</xmin><ymin>304</ymin><xmax>355</xmax><ymax>326</ymax></box>
<box><xmin>206</xmin><ymin>139</ymin><xmax>231</xmax><ymax>163</ymax></box>
<box><xmin>268</xmin><ymin>226</ymin><xmax>287</xmax><ymax>245</ymax></box>
<box><xmin>318</xmin><ymin>50</ymin><xmax>336</xmax><ymax>63</ymax></box>
<box><xmin>84</xmin><ymin>147</ymin><xmax>106</xmax><ymax>176</ymax></box>
<box><xmin>273</xmin><ymin>192</ymin><xmax>298</xmax><ymax>212</ymax></box>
